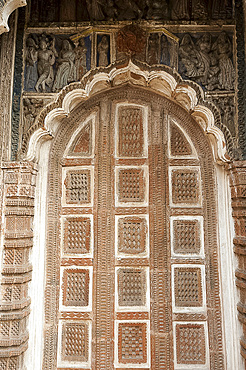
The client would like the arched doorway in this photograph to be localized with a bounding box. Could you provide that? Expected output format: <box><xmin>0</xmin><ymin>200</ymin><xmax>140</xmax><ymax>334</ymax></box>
<box><xmin>39</xmin><ymin>84</ymin><xmax>224</xmax><ymax>369</ymax></box>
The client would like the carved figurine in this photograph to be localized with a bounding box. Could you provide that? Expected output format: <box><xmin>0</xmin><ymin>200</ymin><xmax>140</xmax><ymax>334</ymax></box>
<box><xmin>25</xmin><ymin>37</ymin><xmax>38</xmax><ymax>91</ymax></box>
<box><xmin>212</xmin><ymin>32</ymin><xmax>235</xmax><ymax>90</ymax></box>
<box><xmin>160</xmin><ymin>34</ymin><xmax>170</xmax><ymax>66</ymax></box>
<box><xmin>171</xmin><ymin>0</ymin><xmax>190</xmax><ymax>20</ymax></box>
<box><xmin>115</xmin><ymin>0</ymin><xmax>142</xmax><ymax>20</ymax></box>
<box><xmin>179</xmin><ymin>34</ymin><xmax>201</xmax><ymax>78</ymax></box>
<box><xmin>86</xmin><ymin>0</ymin><xmax>105</xmax><ymax>20</ymax></box>
<box><xmin>35</xmin><ymin>36</ymin><xmax>57</xmax><ymax>93</ymax></box>
<box><xmin>147</xmin><ymin>33</ymin><xmax>159</xmax><ymax>65</ymax></box>
<box><xmin>97</xmin><ymin>35</ymin><xmax>109</xmax><ymax>67</ymax></box>
<box><xmin>196</xmin><ymin>33</ymin><xmax>211</xmax><ymax>84</ymax></box>
<box><xmin>212</xmin><ymin>0</ymin><xmax>232</xmax><ymax>19</ymax></box>
<box><xmin>146</xmin><ymin>0</ymin><xmax>168</xmax><ymax>19</ymax></box>
<box><xmin>52</xmin><ymin>40</ymin><xmax>77</xmax><ymax>92</ymax></box>
<box><xmin>74</xmin><ymin>37</ymin><xmax>88</xmax><ymax>80</ymax></box>
<box><xmin>192</xmin><ymin>0</ymin><xmax>208</xmax><ymax>19</ymax></box>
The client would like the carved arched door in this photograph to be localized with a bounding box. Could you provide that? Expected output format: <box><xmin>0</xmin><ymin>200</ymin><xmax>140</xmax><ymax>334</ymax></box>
<box><xmin>43</xmin><ymin>86</ymin><xmax>224</xmax><ymax>369</ymax></box>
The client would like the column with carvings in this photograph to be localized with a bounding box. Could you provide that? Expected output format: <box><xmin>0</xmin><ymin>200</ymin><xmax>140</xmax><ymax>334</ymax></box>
<box><xmin>0</xmin><ymin>162</ymin><xmax>37</xmax><ymax>369</ymax></box>
<box><xmin>229</xmin><ymin>161</ymin><xmax>246</xmax><ymax>367</ymax></box>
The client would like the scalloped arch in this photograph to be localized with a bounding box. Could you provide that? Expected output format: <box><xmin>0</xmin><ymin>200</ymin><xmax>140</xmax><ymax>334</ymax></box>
<box><xmin>24</xmin><ymin>60</ymin><xmax>230</xmax><ymax>164</ymax></box>
<box><xmin>0</xmin><ymin>0</ymin><xmax>27</xmax><ymax>34</ymax></box>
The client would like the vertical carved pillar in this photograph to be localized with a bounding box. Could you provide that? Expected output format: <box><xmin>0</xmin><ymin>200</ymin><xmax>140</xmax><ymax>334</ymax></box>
<box><xmin>229</xmin><ymin>161</ymin><xmax>246</xmax><ymax>366</ymax></box>
<box><xmin>0</xmin><ymin>162</ymin><xmax>37</xmax><ymax>369</ymax></box>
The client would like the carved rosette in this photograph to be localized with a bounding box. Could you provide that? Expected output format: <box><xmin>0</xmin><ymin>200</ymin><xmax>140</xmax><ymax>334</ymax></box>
<box><xmin>229</xmin><ymin>161</ymin><xmax>246</xmax><ymax>366</ymax></box>
<box><xmin>0</xmin><ymin>162</ymin><xmax>37</xmax><ymax>368</ymax></box>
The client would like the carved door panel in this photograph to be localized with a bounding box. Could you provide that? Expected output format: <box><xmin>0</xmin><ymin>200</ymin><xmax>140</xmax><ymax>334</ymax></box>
<box><xmin>43</xmin><ymin>87</ymin><xmax>224</xmax><ymax>370</ymax></box>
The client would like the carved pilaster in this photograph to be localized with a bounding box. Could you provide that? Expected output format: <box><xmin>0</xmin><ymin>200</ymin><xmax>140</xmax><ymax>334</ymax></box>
<box><xmin>229</xmin><ymin>161</ymin><xmax>246</xmax><ymax>366</ymax></box>
<box><xmin>0</xmin><ymin>162</ymin><xmax>37</xmax><ymax>369</ymax></box>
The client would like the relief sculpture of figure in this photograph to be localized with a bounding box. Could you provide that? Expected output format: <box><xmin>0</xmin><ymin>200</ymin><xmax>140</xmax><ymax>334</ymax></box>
<box><xmin>74</xmin><ymin>37</ymin><xmax>87</xmax><ymax>80</ymax></box>
<box><xmin>171</xmin><ymin>0</ymin><xmax>189</xmax><ymax>20</ymax></box>
<box><xmin>35</xmin><ymin>36</ymin><xmax>57</xmax><ymax>93</ymax></box>
<box><xmin>115</xmin><ymin>0</ymin><xmax>142</xmax><ymax>20</ymax></box>
<box><xmin>147</xmin><ymin>33</ymin><xmax>159</xmax><ymax>65</ymax></box>
<box><xmin>212</xmin><ymin>32</ymin><xmax>235</xmax><ymax>90</ymax></box>
<box><xmin>146</xmin><ymin>0</ymin><xmax>168</xmax><ymax>20</ymax></box>
<box><xmin>98</xmin><ymin>36</ymin><xmax>109</xmax><ymax>67</ymax></box>
<box><xmin>179</xmin><ymin>34</ymin><xmax>202</xmax><ymax>78</ymax></box>
<box><xmin>86</xmin><ymin>0</ymin><xmax>106</xmax><ymax>20</ymax></box>
<box><xmin>52</xmin><ymin>40</ymin><xmax>77</xmax><ymax>92</ymax></box>
<box><xmin>196</xmin><ymin>33</ymin><xmax>211</xmax><ymax>85</ymax></box>
<box><xmin>25</xmin><ymin>37</ymin><xmax>38</xmax><ymax>91</ymax></box>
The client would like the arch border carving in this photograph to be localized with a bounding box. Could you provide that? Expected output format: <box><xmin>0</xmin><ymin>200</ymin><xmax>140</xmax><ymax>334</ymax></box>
<box><xmin>22</xmin><ymin>60</ymin><xmax>230</xmax><ymax>165</ymax></box>
<box><xmin>0</xmin><ymin>0</ymin><xmax>27</xmax><ymax>34</ymax></box>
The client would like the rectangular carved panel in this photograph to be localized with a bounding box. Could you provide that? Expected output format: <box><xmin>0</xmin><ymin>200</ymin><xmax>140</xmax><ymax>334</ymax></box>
<box><xmin>117</xmin><ymin>322</ymin><xmax>148</xmax><ymax>365</ymax></box>
<box><xmin>117</xmin><ymin>216</ymin><xmax>148</xmax><ymax>256</ymax></box>
<box><xmin>170</xmin><ymin>168</ymin><xmax>201</xmax><ymax>206</ymax></box>
<box><xmin>63</xmin><ymin>168</ymin><xmax>92</xmax><ymax>206</ymax></box>
<box><xmin>175</xmin><ymin>323</ymin><xmax>206</xmax><ymax>365</ymax></box>
<box><xmin>61</xmin><ymin>268</ymin><xmax>90</xmax><ymax>308</ymax></box>
<box><xmin>118</xmin><ymin>106</ymin><xmax>144</xmax><ymax>158</ymax></box>
<box><xmin>117</xmin><ymin>268</ymin><xmax>147</xmax><ymax>308</ymax></box>
<box><xmin>61</xmin><ymin>321</ymin><xmax>89</xmax><ymax>363</ymax></box>
<box><xmin>172</xmin><ymin>218</ymin><xmax>201</xmax><ymax>255</ymax></box>
<box><xmin>173</xmin><ymin>266</ymin><xmax>203</xmax><ymax>308</ymax></box>
<box><xmin>62</xmin><ymin>216</ymin><xmax>92</xmax><ymax>256</ymax></box>
<box><xmin>116</xmin><ymin>167</ymin><xmax>148</xmax><ymax>206</ymax></box>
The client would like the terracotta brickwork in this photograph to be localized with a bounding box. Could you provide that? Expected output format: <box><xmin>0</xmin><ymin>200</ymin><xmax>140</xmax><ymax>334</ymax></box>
<box><xmin>41</xmin><ymin>87</ymin><xmax>225</xmax><ymax>369</ymax></box>
<box><xmin>229</xmin><ymin>161</ymin><xmax>246</xmax><ymax>367</ymax></box>
<box><xmin>0</xmin><ymin>162</ymin><xmax>37</xmax><ymax>368</ymax></box>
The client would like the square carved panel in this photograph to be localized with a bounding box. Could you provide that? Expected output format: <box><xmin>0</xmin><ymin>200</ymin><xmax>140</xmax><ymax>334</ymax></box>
<box><xmin>170</xmin><ymin>167</ymin><xmax>201</xmax><ymax>207</ymax></box>
<box><xmin>175</xmin><ymin>323</ymin><xmax>207</xmax><ymax>365</ymax></box>
<box><xmin>116</xmin><ymin>166</ymin><xmax>148</xmax><ymax>206</ymax></box>
<box><xmin>62</xmin><ymin>216</ymin><xmax>92</xmax><ymax>256</ymax></box>
<box><xmin>117</xmin><ymin>216</ymin><xmax>148</xmax><ymax>257</ymax></box>
<box><xmin>62</xmin><ymin>167</ymin><xmax>94</xmax><ymax>207</ymax></box>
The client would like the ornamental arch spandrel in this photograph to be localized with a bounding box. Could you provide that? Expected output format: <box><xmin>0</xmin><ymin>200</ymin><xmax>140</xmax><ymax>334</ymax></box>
<box><xmin>21</xmin><ymin>63</ymin><xmax>239</xmax><ymax>369</ymax></box>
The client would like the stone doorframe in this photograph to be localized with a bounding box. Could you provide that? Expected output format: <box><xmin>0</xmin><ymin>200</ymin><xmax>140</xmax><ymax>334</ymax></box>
<box><xmin>0</xmin><ymin>61</ymin><xmax>242</xmax><ymax>369</ymax></box>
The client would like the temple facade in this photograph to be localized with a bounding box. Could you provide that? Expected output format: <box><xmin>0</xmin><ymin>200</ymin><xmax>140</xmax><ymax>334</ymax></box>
<box><xmin>0</xmin><ymin>1</ymin><xmax>246</xmax><ymax>369</ymax></box>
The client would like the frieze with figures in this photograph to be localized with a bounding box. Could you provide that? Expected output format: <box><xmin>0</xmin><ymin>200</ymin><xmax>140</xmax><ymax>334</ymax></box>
<box><xmin>24</xmin><ymin>28</ymin><xmax>235</xmax><ymax>93</ymax></box>
<box><xmin>29</xmin><ymin>0</ymin><xmax>233</xmax><ymax>23</ymax></box>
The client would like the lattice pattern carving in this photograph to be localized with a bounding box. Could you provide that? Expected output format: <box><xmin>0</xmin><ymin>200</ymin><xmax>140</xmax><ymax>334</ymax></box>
<box><xmin>174</xmin><ymin>267</ymin><xmax>203</xmax><ymax>307</ymax></box>
<box><xmin>62</xmin><ymin>269</ymin><xmax>89</xmax><ymax>307</ymax></box>
<box><xmin>1</xmin><ymin>285</ymin><xmax>22</xmax><ymax>302</ymax></box>
<box><xmin>69</xmin><ymin>121</ymin><xmax>92</xmax><ymax>157</ymax></box>
<box><xmin>170</xmin><ymin>122</ymin><xmax>192</xmax><ymax>156</ymax></box>
<box><xmin>118</xmin><ymin>269</ymin><xmax>146</xmax><ymax>307</ymax></box>
<box><xmin>118</xmin><ymin>168</ymin><xmax>145</xmax><ymax>203</ymax></box>
<box><xmin>61</xmin><ymin>321</ymin><xmax>89</xmax><ymax>362</ymax></box>
<box><xmin>173</xmin><ymin>219</ymin><xmax>201</xmax><ymax>255</ymax></box>
<box><xmin>118</xmin><ymin>106</ymin><xmax>144</xmax><ymax>157</ymax></box>
<box><xmin>118</xmin><ymin>322</ymin><xmax>147</xmax><ymax>364</ymax></box>
<box><xmin>171</xmin><ymin>169</ymin><xmax>200</xmax><ymax>205</ymax></box>
<box><xmin>118</xmin><ymin>217</ymin><xmax>147</xmax><ymax>255</ymax></box>
<box><xmin>63</xmin><ymin>217</ymin><xmax>91</xmax><ymax>255</ymax></box>
<box><xmin>65</xmin><ymin>169</ymin><xmax>91</xmax><ymax>205</ymax></box>
<box><xmin>176</xmin><ymin>323</ymin><xmax>206</xmax><ymax>364</ymax></box>
<box><xmin>0</xmin><ymin>357</ymin><xmax>18</xmax><ymax>370</ymax></box>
